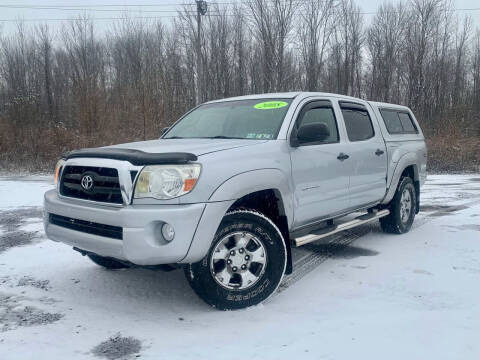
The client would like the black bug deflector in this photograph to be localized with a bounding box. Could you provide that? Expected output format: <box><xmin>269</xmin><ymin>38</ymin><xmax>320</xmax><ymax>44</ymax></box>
<box><xmin>64</xmin><ymin>148</ymin><xmax>198</xmax><ymax>165</ymax></box>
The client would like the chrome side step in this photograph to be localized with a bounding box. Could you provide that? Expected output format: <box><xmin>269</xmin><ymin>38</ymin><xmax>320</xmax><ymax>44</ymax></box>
<box><xmin>292</xmin><ymin>209</ymin><xmax>390</xmax><ymax>247</ymax></box>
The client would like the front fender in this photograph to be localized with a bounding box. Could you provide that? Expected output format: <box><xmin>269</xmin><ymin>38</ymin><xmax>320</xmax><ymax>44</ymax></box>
<box><xmin>208</xmin><ymin>168</ymin><xmax>293</xmax><ymax>226</ymax></box>
<box><xmin>181</xmin><ymin>168</ymin><xmax>293</xmax><ymax>263</ymax></box>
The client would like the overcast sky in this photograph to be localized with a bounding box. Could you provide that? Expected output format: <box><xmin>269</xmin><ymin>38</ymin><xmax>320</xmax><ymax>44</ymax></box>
<box><xmin>0</xmin><ymin>0</ymin><xmax>478</xmax><ymax>34</ymax></box>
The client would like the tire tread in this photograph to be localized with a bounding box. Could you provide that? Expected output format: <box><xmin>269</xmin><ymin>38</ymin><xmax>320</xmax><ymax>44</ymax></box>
<box><xmin>380</xmin><ymin>176</ymin><xmax>416</xmax><ymax>234</ymax></box>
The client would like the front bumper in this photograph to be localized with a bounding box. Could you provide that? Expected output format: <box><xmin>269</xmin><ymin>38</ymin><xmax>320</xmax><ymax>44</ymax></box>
<box><xmin>44</xmin><ymin>189</ymin><xmax>225</xmax><ymax>265</ymax></box>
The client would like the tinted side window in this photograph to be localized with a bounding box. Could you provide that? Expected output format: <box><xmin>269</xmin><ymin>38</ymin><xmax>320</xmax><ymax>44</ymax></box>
<box><xmin>398</xmin><ymin>112</ymin><xmax>417</xmax><ymax>133</ymax></box>
<box><xmin>341</xmin><ymin>108</ymin><xmax>375</xmax><ymax>142</ymax></box>
<box><xmin>298</xmin><ymin>107</ymin><xmax>339</xmax><ymax>143</ymax></box>
<box><xmin>379</xmin><ymin>109</ymin><xmax>418</xmax><ymax>134</ymax></box>
<box><xmin>380</xmin><ymin>109</ymin><xmax>403</xmax><ymax>133</ymax></box>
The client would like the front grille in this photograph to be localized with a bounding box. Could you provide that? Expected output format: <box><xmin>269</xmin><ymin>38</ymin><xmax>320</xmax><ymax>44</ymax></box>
<box><xmin>49</xmin><ymin>213</ymin><xmax>123</xmax><ymax>240</ymax></box>
<box><xmin>60</xmin><ymin>166</ymin><xmax>123</xmax><ymax>204</ymax></box>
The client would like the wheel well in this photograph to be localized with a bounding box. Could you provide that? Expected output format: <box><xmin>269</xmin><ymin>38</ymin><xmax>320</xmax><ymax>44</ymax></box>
<box><xmin>401</xmin><ymin>165</ymin><xmax>416</xmax><ymax>181</ymax></box>
<box><xmin>228</xmin><ymin>189</ymin><xmax>293</xmax><ymax>274</ymax></box>
<box><xmin>400</xmin><ymin>165</ymin><xmax>420</xmax><ymax>214</ymax></box>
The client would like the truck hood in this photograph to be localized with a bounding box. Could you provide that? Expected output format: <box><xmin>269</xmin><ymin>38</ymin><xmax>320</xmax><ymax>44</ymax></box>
<box><xmin>107</xmin><ymin>138</ymin><xmax>268</xmax><ymax>157</ymax></box>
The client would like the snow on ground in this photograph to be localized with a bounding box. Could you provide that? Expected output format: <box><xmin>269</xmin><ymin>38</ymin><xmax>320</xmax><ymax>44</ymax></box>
<box><xmin>0</xmin><ymin>174</ymin><xmax>479</xmax><ymax>360</ymax></box>
<box><xmin>0</xmin><ymin>175</ymin><xmax>52</xmax><ymax>209</ymax></box>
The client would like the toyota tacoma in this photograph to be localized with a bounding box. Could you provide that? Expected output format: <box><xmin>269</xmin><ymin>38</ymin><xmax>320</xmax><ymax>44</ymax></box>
<box><xmin>44</xmin><ymin>92</ymin><xmax>427</xmax><ymax>310</ymax></box>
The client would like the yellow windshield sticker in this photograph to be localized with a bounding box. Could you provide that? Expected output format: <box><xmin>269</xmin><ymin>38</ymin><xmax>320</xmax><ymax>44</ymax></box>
<box><xmin>254</xmin><ymin>101</ymin><xmax>288</xmax><ymax>110</ymax></box>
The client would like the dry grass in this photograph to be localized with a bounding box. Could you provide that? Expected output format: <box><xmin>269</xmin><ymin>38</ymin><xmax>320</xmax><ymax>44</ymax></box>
<box><xmin>1</xmin><ymin>118</ymin><xmax>478</xmax><ymax>174</ymax></box>
<box><xmin>426</xmin><ymin>134</ymin><xmax>480</xmax><ymax>173</ymax></box>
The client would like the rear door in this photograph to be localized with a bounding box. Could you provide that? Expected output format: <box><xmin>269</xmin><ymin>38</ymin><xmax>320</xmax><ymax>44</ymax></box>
<box><xmin>338</xmin><ymin>101</ymin><xmax>387</xmax><ymax>209</ymax></box>
<box><xmin>289</xmin><ymin>99</ymin><xmax>350</xmax><ymax>228</ymax></box>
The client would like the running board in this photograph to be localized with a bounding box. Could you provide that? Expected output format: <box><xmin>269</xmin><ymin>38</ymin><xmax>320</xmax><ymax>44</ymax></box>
<box><xmin>292</xmin><ymin>209</ymin><xmax>390</xmax><ymax>247</ymax></box>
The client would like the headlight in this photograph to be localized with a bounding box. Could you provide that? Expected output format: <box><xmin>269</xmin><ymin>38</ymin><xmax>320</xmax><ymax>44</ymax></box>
<box><xmin>134</xmin><ymin>164</ymin><xmax>201</xmax><ymax>199</ymax></box>
<box><xmin>54</xmin><ymin>159</ymin><xmax>65</xmax><ymax>187</ymax></box>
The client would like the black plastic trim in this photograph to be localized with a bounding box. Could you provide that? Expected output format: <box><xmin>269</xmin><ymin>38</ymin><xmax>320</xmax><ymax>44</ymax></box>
<box><xmin>72</xmin><ymin>247</ymin><xmax>178</xmax><ymax>271</ymax></box>
<box><xmin>64</xmin><ymin>148</ymin><xmax>197</xmax><ymax>165</ymax></box>
<box><xmin>338</xmin><ymin>101</ymin><xmax>368</xmax><ymax>111</ymax></box>
<box><xmin>49</xmin><ymin>213</ymin><xmax>123</xmax><ymax>240</ymax></box>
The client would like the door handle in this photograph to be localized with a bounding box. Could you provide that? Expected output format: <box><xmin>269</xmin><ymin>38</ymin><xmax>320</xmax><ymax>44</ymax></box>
<box><xmin>375</xmin><ymin>149</ymin><xmax>385</xmax><ymax>156</ymax></box>
<box><xmin>337</xmin><ymin>153</ymin><xmax>350</xmax><ymax>161</ymax></box>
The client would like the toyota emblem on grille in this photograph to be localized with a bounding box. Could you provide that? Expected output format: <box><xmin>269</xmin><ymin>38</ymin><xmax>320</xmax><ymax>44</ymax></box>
<box><xmin>81</xmin><ymin>174</ymin><xmax>94</xmax><ymax>191</ymax></box>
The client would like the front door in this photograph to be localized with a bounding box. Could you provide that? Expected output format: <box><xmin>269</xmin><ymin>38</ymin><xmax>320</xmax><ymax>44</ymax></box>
<box><xmin>290</xmin><ymin>99</ymin><xmax>350</xmax><ymax>228</ymax></box>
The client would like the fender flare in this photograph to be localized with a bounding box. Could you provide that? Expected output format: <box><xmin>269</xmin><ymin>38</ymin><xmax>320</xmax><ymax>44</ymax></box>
<box><xmin>181</xmin><ymin>168</ymin><xmax>293</xmax><ymax>264</ymax></box>
<box><xmin>208</xmin><ymin>168</ymin><xmax>294</xmax><ymax>227</ymax></box>
<box><xmin>382</xmin><ymin>152</ymin><xmax>419</xmax><ymax>204</ymax></box>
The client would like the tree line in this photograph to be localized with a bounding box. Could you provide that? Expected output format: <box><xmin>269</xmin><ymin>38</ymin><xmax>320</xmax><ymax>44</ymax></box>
<box><xmin>0</xmin><ymin>0</ymin><xmax>479</xmax><ymax>172</ymax></box>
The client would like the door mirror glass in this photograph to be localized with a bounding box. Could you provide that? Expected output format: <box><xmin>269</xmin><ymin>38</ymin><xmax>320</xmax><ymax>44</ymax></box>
<box><xmin>296</xmin><ymin>123</ymin><xmax>331</xmax><ymax>145</ymax></box>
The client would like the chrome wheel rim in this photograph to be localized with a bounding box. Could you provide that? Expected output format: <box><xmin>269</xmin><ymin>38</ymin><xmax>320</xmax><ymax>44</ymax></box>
<box><xmin>400</xmin><ymin>189</ymin><xmax>412</xmax><ymax>223</ymax></box>
<box><xmin>210</xmin><ymin>231</ymin><xmax>267</xmax><ymax>290</ymax></box>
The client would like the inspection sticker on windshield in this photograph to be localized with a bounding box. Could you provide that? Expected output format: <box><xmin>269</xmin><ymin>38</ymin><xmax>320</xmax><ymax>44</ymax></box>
<box><xmin>246</xmin><ymin>133</ymin><xmax>273</xmax><ymax>139</ymax></box>
<box><xmin>254</xmin><ymin>101</ymin><xmax>288</xmax><ymax>110</ymax></box>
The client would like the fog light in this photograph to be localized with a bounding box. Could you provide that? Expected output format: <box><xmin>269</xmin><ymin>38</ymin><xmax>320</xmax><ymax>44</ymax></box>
<box><xmin>161</xmin><ymin>223</ymin><xmax>175</xmax><ymax>242</ymax></box>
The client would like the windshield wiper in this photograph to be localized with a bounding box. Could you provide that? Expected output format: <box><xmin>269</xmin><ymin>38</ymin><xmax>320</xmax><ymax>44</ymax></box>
<box><xmin>201</xmin><ymin>136</ymin><xmax>245</xmax><ymax>139</ymax></box>
<box><xmin>165</xmin><ymin>135</ymin><xmax>245</xmax><ymax>139</ymax></box>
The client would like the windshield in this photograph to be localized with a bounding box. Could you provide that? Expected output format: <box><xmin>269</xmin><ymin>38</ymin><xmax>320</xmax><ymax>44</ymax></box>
<box><xmin>163</xmin><ymin>99</ymin><xmax>292</xmax><ymax>140</ymax></box>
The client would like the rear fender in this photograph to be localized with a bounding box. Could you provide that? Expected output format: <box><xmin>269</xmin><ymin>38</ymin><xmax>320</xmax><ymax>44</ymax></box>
<box><xmin>382</xmin><ymin>153</ymin><xmax>419</xmax><ymax>204</ymax></box>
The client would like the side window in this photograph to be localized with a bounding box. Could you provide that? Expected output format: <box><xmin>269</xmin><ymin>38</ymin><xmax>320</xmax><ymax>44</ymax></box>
<box><xmin>340</xmin><ymin>102</ymin><xmax>375</xmax><ymax>142</ymax></box>
<box><xmin>379</xmin><ymin>109</ymin><xmax>418</xmax><ymax>134</ymax></box>
<box><xmin>380</xmin><ymin>109</ymin><xmax>403</xmax><ymax>134</ymax></box>
<box><xmin>298</xmin><ymin>106</ymin><xmax>339</xmax><ymax>143</ymax></box>
<box><xmin>398</xmin><ymin>112</ymin><xmax>417</xmax><ymax>133</ymax></box>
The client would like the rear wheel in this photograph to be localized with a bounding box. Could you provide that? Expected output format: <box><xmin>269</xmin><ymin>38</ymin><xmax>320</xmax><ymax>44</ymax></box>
<box><xmin>380</xmin><ymin>176</ymin><xmax>416</xmax><ymax>234</ymax></box>
<box><xmin>87</xmin><ymin>253</ymin><xmax>129</xmax><ymax>270</ymax></box>
<box><xmin>185</xmin><ymin>210</ymin><xmax>287</xmax><ymax>310</ymax></box>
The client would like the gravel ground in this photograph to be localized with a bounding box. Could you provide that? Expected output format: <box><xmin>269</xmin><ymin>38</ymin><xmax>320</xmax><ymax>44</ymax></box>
<box><xmin>91</xmin><ymin>334</ymin><xmax>142</xmax><ymax>360</ymax></box>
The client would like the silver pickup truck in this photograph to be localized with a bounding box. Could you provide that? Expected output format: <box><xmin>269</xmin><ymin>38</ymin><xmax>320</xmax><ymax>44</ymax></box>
<box><xmin>44</xmin><ymin>92</ymin><xmax>427</xmax><ymax>310</ymax></box>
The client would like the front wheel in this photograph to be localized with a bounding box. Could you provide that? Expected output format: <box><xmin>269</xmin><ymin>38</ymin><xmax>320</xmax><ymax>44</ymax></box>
<box><xmin>380</xmin><ymin>176</ymin><xmax>417</xmax><ymax>234</ymax></box>
<box><xmin>185</xmin><ymin>210</ymin><xmax>287</xmax><ymax>310</ymax></box>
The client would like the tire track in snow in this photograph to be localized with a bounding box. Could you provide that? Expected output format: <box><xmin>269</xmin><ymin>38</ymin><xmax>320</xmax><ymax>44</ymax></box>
<box><xmin>413</xmin><ymin>198</ymin><xmax>480</xmax><ymax>229</ymax></box>
<box><xmin>278</xmin><ymin>226</ymin><xmax>371</xmax><ymax>292</ymax></box>
<box><xmin>277</xmin><ymin>197</ymin><xmax>480</xmax><ymax>293</ymax></box>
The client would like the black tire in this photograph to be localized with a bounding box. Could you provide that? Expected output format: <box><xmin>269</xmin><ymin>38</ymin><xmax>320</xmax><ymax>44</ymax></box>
<box><xmin>87</xmin><ymin>253</ymin><xmax>129</xmax><ymax>270</ymax></box>
<box><xmin>184</xmin><ymin>210</ymin><xmax>287</xmax><ymax>310</ymax></box>
<box><xmin>380</xmin><ymin>176</ymin><xmax>417</xmax><ymax>234</ymax></box>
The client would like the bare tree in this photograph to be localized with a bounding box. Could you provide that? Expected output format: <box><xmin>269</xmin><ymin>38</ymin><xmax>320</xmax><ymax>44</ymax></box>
<box><xmin>452</xmin><ymin>16</ymin><xmax>471</xmax><ymax>106</ymax></box>
<box><xmin>327</xmin><ymin>0</ymin><xmax>364</xmax><ymax>96</ymax></box>
<box><xmin>299</xmin><ymin>0</ymin><xmax>336</xmax><ymax>91</ymax></box>
<box><xmin>36</xmin><ymin>24</ymin><xmax>55</xmax><ymax>122</ymax></box>
<box><xmin>366</xmin><ymin>1</ymin><xmax>407</xmax><ymax>102</ymax></box>
<box><xmin>204</xmin><ymin>5</ymin><xmax>232</xmax><ymax>99</ymax></box>
<box><xmin>404</xmin><ymin>0</ymin><xmax>443</xmax><ymax>117</ymax></box>
<box><xmin>247</xmin><ymin>0</ymin><xmax>296</xmax><ymax>92</ymax></box>
<box><xmin>61</xmin><ymin>17</ymin><xmax>105</xmax><ymax>137</ymax></box>
<box><xmin>231</xmin><ymin>5</ymin><xmax>249</xmax><ymax>96</ymax></box>
<box><xmin>0</xmin><ymin>0</ymin><xmax>479</xmax><ymax>172</ymax></box>
<box><xmin>472</xmin><ymin>30</ymin><xmax>480</xmax><ymax>112</ymax></box>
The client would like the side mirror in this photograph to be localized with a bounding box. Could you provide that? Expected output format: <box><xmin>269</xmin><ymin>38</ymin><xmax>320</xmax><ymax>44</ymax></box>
<box><xmin>293</xmin><ymin>123</ymin><xmax>330</xmax><ymax>146</ymax></box>
<box><xmin>161</xmin><ymin>127</ymin><xmax>170</xmax><ymax>136</ymax></box>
